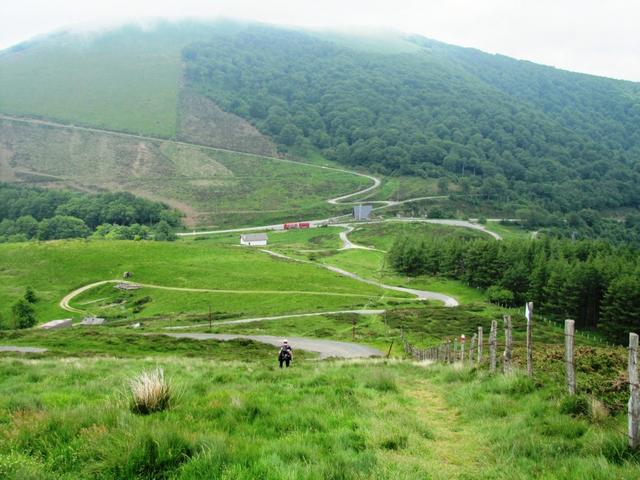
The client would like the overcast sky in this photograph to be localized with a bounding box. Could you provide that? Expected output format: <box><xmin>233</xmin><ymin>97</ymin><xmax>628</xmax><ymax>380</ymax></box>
<box><xmin>2</xmin><ymin>0</ymin><xmax>639</xmax><ymax>81</ymax></box>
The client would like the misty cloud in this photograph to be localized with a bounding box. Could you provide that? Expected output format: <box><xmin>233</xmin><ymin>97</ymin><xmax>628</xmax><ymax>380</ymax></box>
<box><xmin>1</xmin><ymin>0</ymin><xmax>639</xmax><ymax>81</ymax></box>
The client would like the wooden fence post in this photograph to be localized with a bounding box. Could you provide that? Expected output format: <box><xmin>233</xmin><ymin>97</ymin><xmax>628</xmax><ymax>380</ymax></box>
<box><xmin>470</xmin><ymin>334</ymin><xmax>477</xmax><ymax>365</ymax></box>
<box><xmin>526</xmin><ymin>301</ymin><xmax>534</xmax><ymax>377</ymax></box>
<box><xmin>565</xmin><ymin>320</ymin><xmax>576</xmax><ymax>395</ymax></box>
<box><xmin>477</xmin><ymin>326</ymin><xmax>483</xmax><ymax>365</ymax></box>
<box><xmin>453</xmin><ymin>338</ymin><xmax>458</xmax><ymax>361</ymax></box>
<box><xmin>460</xmin><ymin>335</ymin><xmax>465</xmax><ymax>362</ymax></box>
<box><xmin>503</xmin><ymin>315</ymin><xmax>513</xmax><ymax>375</ymax></box>
<box><xmin>489</xmin><ymin>320</ymin><xmax>497</xmax><ymax>374</ymax></box>
<box><xmin>628</xmin><ymin>332</ymin><xmax>639</xmax><ymax>448</ymax></box>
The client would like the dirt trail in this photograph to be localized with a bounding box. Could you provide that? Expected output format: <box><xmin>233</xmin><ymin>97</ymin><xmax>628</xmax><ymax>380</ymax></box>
<box><xmin>165</xmin><ymin>309</ymin><xmax>385</xmax><ymax>330</ymax></box>
<box><xmin>0</xmin><ymin>346</ymin><xmax>47</xmax><ymax>353</ymax></box>
<box><xmin>163</xmin><ymin>333</ymin><xmax>382</xmax><ymax>358</ymax></box>
<box><xmin>261</xmin><ymin>249</ymin><xmax>459</xmax><ymax>306</ymax></box>
<box><xmin>59</xmin><ymin>281</ymin><xmax>404</xmax><ymax>314</ymax></box>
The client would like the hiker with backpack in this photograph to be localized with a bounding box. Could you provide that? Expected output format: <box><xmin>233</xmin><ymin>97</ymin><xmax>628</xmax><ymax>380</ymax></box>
<box><xmin>278</xmin><ymin>339</ymin><xmax>293</xmax><ymax>368</ymax></box>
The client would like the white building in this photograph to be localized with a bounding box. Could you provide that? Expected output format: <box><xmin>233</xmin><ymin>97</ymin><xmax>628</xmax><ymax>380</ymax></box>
<box><xmin>353</xmin><ymin>205</ymin><xmax>373</xmax><ymax>221</ymax></box>
<box><xmin>240</xmin><ymin>233</ymin><xmax>268</xmax><ymax>246</ymax></box>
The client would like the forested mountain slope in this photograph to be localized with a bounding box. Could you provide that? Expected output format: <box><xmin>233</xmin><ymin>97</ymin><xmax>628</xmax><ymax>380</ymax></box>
<box><xmin>184</xmin><ymin>26</ymin><xmax>640</xmax><ymax>215</ymax></box>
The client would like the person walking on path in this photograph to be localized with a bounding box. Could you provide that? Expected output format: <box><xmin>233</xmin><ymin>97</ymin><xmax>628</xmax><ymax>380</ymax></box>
<box><xmin>278</xmin><ymin>339</ymin><xmax>293</xmax><ymax>368</ymax></box>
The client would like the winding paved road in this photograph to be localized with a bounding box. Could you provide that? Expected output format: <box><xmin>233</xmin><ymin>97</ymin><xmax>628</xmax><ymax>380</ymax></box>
<box><xmin>163</xmin><ymin>333</ymin><xmax>382</xmax><ymax>359</ymax></box>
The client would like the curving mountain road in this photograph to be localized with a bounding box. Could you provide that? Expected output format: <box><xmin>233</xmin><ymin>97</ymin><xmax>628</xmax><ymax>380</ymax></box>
<box><xmin>1</xmin><ymin>114</ymin><xmax>502</xmax><ymax>241</ymax></box>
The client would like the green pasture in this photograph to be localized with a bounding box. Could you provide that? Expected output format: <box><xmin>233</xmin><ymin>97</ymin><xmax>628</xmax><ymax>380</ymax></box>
<box><xmin>363</xmin><ymin>175</ymin><xmax>440</xmax><ymax>202</ymax></box>
<box><xmin>0</xmin><ymin>353</ymin><xmax>637</xmax><ymax>478</ymax></box>
<box><xmin>347</xmin><ymin>221</ymin><xmax>488</xmax><ymax>251</ymax></box>
<box><xmin>316</xmin><ymin>248</ymin><xmax>486</xmax><ymax>305</ymax></box>
<box><xmin>0</xmin><ymin>25</ymin><xmax>196</xmax><ymax>137</ymax></box>
<box><xmin>0</xmin><ymin>240</ymin><xmax>399</xmax><ymax>324</ymax></box>
<box><xmin>186</xmin><ymin>227</ymin><xmax>343</xmax><ymax>250</ymax></box>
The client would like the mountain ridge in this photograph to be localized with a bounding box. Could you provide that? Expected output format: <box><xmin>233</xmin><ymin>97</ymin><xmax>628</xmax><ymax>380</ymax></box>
<box><xmin>1</xmin><ymin>20</ymin><xmax>639</xmax><ymax>227</ymax></box>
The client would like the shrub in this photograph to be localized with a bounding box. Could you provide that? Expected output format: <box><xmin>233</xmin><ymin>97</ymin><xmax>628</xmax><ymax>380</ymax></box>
<box><xmin>380</xmin><ymin>433</ymin><xmax>408</xmax><ymax>450</ymax></box>
<box><xmin>116</xmin><ymin>431</ymin><xmax>198</xmax><ymax>479</ymax></box>
<box><xmin>129</xmin><ymin>368</ymin><xmax>172</xmax><ymax>414</ymax></box>
<box><xmin>486</xmin><ymin>285</ymin><xmax>515</xmax><ymax>307</ymax></box>
<box><xmin>365</xmin><ymin>372</ymin><xmax>398</xmax><ymax>392</ymax></box>
<box><xmin>24</xmin><ymin>286</ymin><xmax>37</xmax><ymax>304</ymax></box>
<box><xmin>12</xmin><ymin>299</ymin><xmax>36</xmax><ymax>329</ymax></box>
<box><xmin>559</xmin><ymin>394</ymin><xmax>590</xmax><ymax>417</ymax></box>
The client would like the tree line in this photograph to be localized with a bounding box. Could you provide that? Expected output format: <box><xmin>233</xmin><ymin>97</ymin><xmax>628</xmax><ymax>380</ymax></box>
<box><xmin>388</xmin><ymin>235</ymin><xmax>640</xmax><ymax>344</ymax></box>
<box><xmin>0</xmin><ymin>184</ymin><xmax>181</xmax><ymax>242</ymax></box>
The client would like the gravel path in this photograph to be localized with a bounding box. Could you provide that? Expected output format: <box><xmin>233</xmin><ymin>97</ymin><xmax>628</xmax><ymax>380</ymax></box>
<box><xmin>164</xmin><ymin>333</ymin><xmax>382</xmax><ymax>359</ymax></box>
<box><xmin>165</xmin><ymin>309</ymin><xmax>385</xmax><ymax>330</ymax></box>
<box><xmin>60</xmin><ymin>280</ymin><xmax>392</xmax><ymax>314</ymax></box>
<box><xmin>323</xmin><ymin>265</ymin><xmax>459</xmax><ymax>306</ymax></box>
<box><xmin>262</xmin><ymin>249</ymin><xmax>459</xmax><ymax>307</ymax></box>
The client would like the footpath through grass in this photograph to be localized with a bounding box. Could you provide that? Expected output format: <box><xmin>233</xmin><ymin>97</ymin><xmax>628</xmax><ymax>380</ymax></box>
<box><xmin>1</xmin><ymin>353</ymin><xmax>638</xmax><ymax>479</ymax></box>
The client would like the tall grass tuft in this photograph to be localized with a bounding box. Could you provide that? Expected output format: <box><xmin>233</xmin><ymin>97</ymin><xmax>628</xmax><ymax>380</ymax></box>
<box><xmin>129</xmin><ymin>368</ymin><xmax>171</xmax><ymax>415</ymax></box>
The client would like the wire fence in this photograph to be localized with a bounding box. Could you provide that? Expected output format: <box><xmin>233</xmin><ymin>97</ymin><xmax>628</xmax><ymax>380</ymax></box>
<box><xmin>401</xmin><ymin>310</ymin><xmax>640</xmax><ymax>449</ymax></box>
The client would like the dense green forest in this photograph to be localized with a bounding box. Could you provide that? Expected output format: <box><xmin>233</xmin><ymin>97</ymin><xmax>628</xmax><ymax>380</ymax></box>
<box><xmin>0</xmin><ymin>184</ymin><xmax>181</xmax><ymax>241</ymax></box>
<box><xmin>184</xmin><ymin>26</ymin><xmax>640</xmax><ymax>221</ymax></box>
<box><xmin>389</xmin><ymin>235</ymin><xmax>640</xmax><ymax>343</ymax></box>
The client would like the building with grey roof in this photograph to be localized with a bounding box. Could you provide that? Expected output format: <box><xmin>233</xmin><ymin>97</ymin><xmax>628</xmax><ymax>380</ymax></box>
<box><xmin>352</xmin><ymin>205</ymin><xmax>373</xmax><ymax>221</ymax></box>
<box><xmin>240</xmin><ymin>233</ymin><xmax>268</xmax><ymax>246</ymax></box>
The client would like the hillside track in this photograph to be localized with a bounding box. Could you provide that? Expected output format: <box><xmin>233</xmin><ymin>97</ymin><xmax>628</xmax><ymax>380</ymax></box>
<box><xmin>164</xmin><ymin>309</ymin><xmax>385</xmax><ymax>330</ymax></box>
<box><xmin>261</xmin><ymin>249</ymin><xmax>459</xmax><ymax>307</ymax></box>
<box><xmin>59</xmin><ymin>280</ymin><xmax>405</xmax><ymax>314</ymax></box>
<box><xmin>0</xmin><ymin>113</ymin><xmax>379</xmax><ymax>204</ymax></box>
<box><xmin>1</xmin><ymin>115</ymin><xmax>458</xmax><ymax>226</ymax></box>
<box><xmin>163</xmin><ymin>333</ymin><xmax>383</xmax><ymax>358</ymax></box>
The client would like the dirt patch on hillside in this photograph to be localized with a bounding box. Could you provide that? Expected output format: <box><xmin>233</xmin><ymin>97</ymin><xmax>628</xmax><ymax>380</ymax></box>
<box><xmin>159</xmin><ymin>142</ymin><xmax>234</xmax><ymax>177</ymax></box>
<box><xmin>177</xmin><ymin>90</ymin><xmax>277</xmax><ymax>156</ymax></box>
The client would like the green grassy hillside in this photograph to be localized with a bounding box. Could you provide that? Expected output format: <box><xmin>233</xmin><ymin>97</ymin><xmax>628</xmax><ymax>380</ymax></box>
<box><xmin>0</xmin><ymin>239</ymin><xmax>401</xmax><ymax>323</ymax></box>
<box><xmin>1</xmin><ymin>353</ymin><xmax>638</xmax><ymax>478</ymax></box>
<box><xmin>0</xmin><ymin>24</ymin><xmax>190</xmax><ymax>137</ymax></box>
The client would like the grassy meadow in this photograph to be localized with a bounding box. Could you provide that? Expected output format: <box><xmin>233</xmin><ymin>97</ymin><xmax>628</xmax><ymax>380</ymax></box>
<box><xmin>0</xmin><ymin>239</ymin><xmax>400</xmax><ymax>325</ymax></box>
<box><xmin>0</xmin><ymin>25</ymin><xmax>192</xmax><ymax>137</ymax></box>
<box><xmin>1</xmin><ymin>353</ymin><xmax>638</xmax><ymax>479</ymax></box>
<box><xmin>0</xmin><ymin>222</ymin><xmax>638</xmax><ymax>478</ymax></box>
<box><xmin>347</xmin><ymin>221</ymin><xmax>489</xmax><ymax>250</ymax></box>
